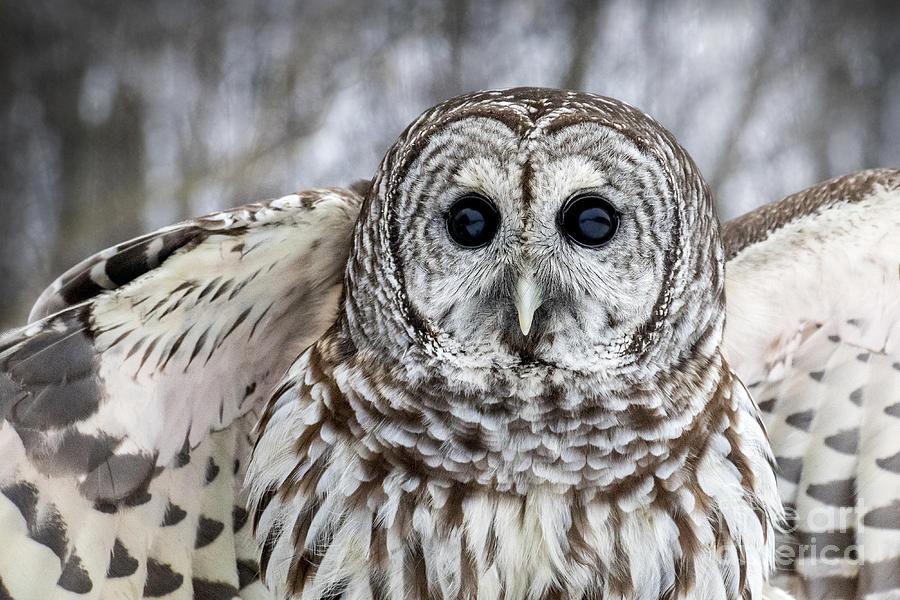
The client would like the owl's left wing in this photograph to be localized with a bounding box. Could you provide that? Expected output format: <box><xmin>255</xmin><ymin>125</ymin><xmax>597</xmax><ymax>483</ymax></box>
<box><xmin>722</xmin><ymin>169</ymin><xmax>900</xmax><ymax>600</ymax></box>
<box><xmin>0</xmin><ymin>186</ymin><xmax>362</xmax><ymax>599</ymax></box>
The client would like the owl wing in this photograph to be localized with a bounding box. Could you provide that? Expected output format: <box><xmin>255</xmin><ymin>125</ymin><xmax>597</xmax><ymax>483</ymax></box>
<box><xmin>722</xmin><ymin>169</ymin><xmax>900</xmax><ymax>600</ymax></box>
<box><xmin>0</xmin><ymin>185</ymin><xmax>363</xmax><ymax>600</ymax></box>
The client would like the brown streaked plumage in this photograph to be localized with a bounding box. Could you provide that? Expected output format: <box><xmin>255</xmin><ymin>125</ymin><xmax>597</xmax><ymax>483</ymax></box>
<box><xmin>0</xmin><ymin>88</ymin><xmax>898</xmax><ymax>600</ymax></box>
<box><xmin>248</xmin><ymin>89</ymin><xmax>778</xmax><ymax>600</ymax></box>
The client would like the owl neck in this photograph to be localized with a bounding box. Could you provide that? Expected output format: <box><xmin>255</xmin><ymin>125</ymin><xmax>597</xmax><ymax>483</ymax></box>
<box><xmin>309</xmin><ymin>316</ymin><xmax>741</xmax><ymax>495</ymax></box>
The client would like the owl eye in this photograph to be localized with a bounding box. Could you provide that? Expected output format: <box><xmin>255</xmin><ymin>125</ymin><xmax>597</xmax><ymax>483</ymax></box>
<box><xmin>559</xmin><ymin>194</ymin><xmax>619</xmax><ymax>247</ymax></box>
<box><xmin>446</xmin><ymin>194</ymin><xmax>500</xmax><ymax>248</ymax></box>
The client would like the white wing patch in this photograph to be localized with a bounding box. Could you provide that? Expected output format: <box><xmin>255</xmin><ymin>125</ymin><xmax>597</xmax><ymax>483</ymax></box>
<box><xmin>0</xmin><ymin>188</ymin><xmax>362</xmax><ymax>599</ymax></box>
<box><xmin>724</xmin><ymin>172</ymin><xmax>900</xmax><ymax>599</ymax></box>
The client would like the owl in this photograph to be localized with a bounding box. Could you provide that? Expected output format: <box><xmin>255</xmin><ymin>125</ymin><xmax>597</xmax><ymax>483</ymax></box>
<box><xmin>0</xmin><ymin>88</ymin><xmax>898</xmax><ymax>600</ymax></box>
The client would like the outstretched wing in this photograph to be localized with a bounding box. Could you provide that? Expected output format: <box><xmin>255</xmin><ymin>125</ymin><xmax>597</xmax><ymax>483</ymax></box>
<box><xmin>722</xmin><ymin>169</ymin><xmax>900</xmax><ymax>600</ymax></box>
<box><xmin>0</xmin><ymin>186</ymin><xmax>363</xmax><ymax>599</ymax></box>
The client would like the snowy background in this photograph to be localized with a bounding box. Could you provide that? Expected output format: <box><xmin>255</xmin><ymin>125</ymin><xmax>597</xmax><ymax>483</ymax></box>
<box><xmin>1</xmin><ymin>0</ymin><xmax>899</xmax><ymax>327</ymax></box>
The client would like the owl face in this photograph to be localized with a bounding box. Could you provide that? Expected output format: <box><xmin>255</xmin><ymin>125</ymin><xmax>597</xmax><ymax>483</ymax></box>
<box><xmin>393</xmin><ymin>117</ymin><xmax>670</xmax><ymax>374</ymax></box>
<box><xmin>348</xmin><ymin>89</ymin><xmax>723</xmax><ymax>388</ymax></box>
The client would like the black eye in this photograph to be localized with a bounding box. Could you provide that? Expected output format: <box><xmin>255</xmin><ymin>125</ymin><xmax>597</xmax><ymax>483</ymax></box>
<box><xmin>446</xmin><ymin>194</ymin><xmax>500</xmax><ymax>248</ymax></box>
<box><xmin>559</xmin><ymin>194</ymin><xmax>619</xmax><ymax>247</ymax></box>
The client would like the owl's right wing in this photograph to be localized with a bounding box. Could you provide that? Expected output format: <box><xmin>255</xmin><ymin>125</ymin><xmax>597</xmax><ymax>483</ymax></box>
<box><xmin>722</xmin><ymin>169</ymin><xmax>900</xmax><ymax>600</ymax></box>
<box><xmin>0</xmin><ymin>185</ymin><xmax>363</xmax><ymax>599</ymax></box>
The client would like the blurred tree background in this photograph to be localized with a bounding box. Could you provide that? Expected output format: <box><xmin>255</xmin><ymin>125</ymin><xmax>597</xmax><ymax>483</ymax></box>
<box><xmin>1</xmin><ymin>0</ymin><xmax>898</xmax><ymax>328</ymax></box>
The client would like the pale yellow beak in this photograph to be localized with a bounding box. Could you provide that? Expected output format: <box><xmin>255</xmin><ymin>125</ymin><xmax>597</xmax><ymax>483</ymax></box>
<box><xmin>514</xmin><ymin>271</ymin><xmax>543</xmax><ymax>336</ymax></box>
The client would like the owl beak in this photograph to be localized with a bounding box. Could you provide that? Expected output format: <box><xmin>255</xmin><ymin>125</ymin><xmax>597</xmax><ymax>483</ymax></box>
<box><xmin>515</xmin><ymin>272</ymin><xmax>543</xmax><ymax>336</ymax></box>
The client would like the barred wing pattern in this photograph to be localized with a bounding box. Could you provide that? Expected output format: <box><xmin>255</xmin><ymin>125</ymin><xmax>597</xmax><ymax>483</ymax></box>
<box><xmin>723</xmin><ymin>169</ymin><xmax>900</xmax><ymax>600</ymax></box>
<box><xmin>0</xmin><ymin>187</ymin><xmax>362</xmax><ymax>599</ymax></box>
<box><xmin>2</xmin><ymin>165</ymin><xmax>898</xmax><ymax>600</ymax></box>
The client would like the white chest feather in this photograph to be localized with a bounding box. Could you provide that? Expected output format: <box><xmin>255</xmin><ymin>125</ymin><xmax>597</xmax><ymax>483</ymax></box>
<box><xmin>249</xmin><ymin>364</ymin><xmax>780</xmax><ymax>600</ymax></box>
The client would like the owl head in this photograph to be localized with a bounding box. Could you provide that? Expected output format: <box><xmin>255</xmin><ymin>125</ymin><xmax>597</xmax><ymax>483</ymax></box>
<box><xmin>341</xmin><ymin>88</ymin><xmax>724</xmax><ymax>394</ymax></box>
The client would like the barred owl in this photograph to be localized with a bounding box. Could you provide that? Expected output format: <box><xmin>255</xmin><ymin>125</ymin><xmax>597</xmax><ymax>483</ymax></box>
<box><xmin>1</xmin><ymin>88</ymin><xmax>898</xmax><ymax>600</ymax></box>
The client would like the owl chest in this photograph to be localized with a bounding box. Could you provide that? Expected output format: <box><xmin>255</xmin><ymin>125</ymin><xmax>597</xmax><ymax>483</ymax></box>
<box><xmin>256</xmin><ymin>377</ymin><xmax>775</xmax><ymax>599</ymax></box>
<box><xmin>276</xmin><ymin>468</ymin><xmax>759</xmax><ymax>600</ymax></box>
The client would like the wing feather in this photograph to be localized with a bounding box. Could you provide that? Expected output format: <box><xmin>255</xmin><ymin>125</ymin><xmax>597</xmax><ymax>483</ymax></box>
<box><xmin>723</xmin><ymin>169</ymin><xmax>900</xmax><ymax>599</ymax></box>
<box><xmin>0</xmin><ymin>186</ymin><xmax>362</xmax><ymax>599</ymax></box>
